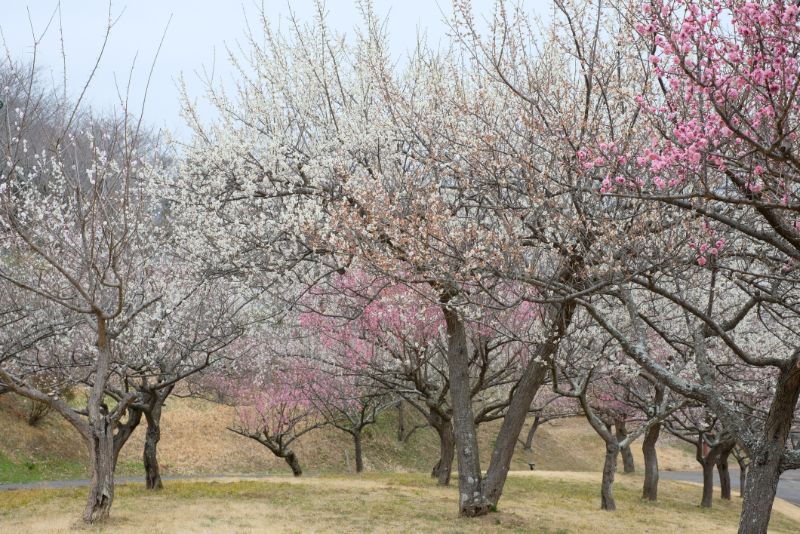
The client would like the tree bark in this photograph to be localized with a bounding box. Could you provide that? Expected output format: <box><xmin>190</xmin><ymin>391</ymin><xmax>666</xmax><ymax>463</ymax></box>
<box><xmin>523</xmin><ymin>416</ymin><xmax>541</xmax><ymax>451</ymax></box>
<box><xmin>396</xmin><ymin>401</ymin><xmax>405</xmax><ymax>442</ymax></box>
<box><xmin>739</xmin><ymin>448</ymin><xmax>782</xmax><ymax>534</ymax></box>
<box><xmin>717</xmin><ymin>443</ymin><xmax>734</xmax><ymax>501</ymax></box>
<box><xmin>441</xmin><ymin>303</ymin><xmax>489</xmax><ymax>516</ymax></box>
<box><xmin>353</xmin><ymin>431</ymin><xmax>364</xmax><ymax>473</ymax></box>
<box><xmin>430</xmin><ymin>414</ymin><xmax>455</xmax><ymax>486</ymax></box>
<box><xmin>144</xmin><ymin>400</ymin><xmax>164</xmax><ymax>490</ymax></box>
<box><xmin>284</xmin><ymin>450</ymin><xmax>302</xmax><ymax>476</ymax></box>
<box><xmin>482</xmin><ymin>359</ymin><xmax>549</xmax><ymax>507</ymax></box>
<box><xmin>601</xmin><ymin>442</ymin><xmax>618</xmax><ymax>511</ymax></box>
<box><xmin>641</xmin><ymin>421</ymin><xmax>660</xmax><ymax>501</ymax></box>
<box><xmin>738</xmin><ymin>363</ymin><xmax>800</xmax><ymax>534</ymax></box>
<box><xmin>736</xmin><ymin>454</ymin><xmax>748</xmax><ymax>499</ymax></box>
<box><xmin>84</xmin><ymin>423</ymin><xmax>115</xmax><ymax>523</ymax></box>
<box><xmin>83</xmin><ymin>320</ymin><xmax>115</xmax><ymax>523</ymax></box>
<box><xmin>615</xmin><ymin>419</ymin><xmax>635</xmax><ymax>473</ymax></box>
<box><xmin>701</xmin><ymin>459</ymin><xmax>715</xmax><ymax>508</ymax></box>
<box><xmin>112</xmin><ymin>406</ymin><xmax>143</xmax><ymax>469</ymax></box>
<box><xmin>437</xmin><ymin>423</ymin><xmax>455</xmax><ymax>486</ymax></box>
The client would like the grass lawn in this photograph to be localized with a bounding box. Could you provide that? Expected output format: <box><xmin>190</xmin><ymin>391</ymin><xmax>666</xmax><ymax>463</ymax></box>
<box><xmin>0</xmin><ymin>471</ymin><xmax>798</xmax><ymax>533</ymax></box>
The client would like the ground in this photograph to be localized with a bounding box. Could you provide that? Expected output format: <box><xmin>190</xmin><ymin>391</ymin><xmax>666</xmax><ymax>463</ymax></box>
<box><xmin>1</xmin><ymin>472</ymin><xmax>799</xmax><ymax>533</ymax></box>
<box><xmin>2</xmin><ymin>394</ymin><xmax>798</xmax><ymax>532</ymax></box>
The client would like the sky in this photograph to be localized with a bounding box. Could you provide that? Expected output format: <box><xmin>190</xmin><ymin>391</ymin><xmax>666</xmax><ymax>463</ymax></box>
<box><xmin>0</xmin><ymin>1</ymin><xmax>548</xmax><ymax>138</ymax></box>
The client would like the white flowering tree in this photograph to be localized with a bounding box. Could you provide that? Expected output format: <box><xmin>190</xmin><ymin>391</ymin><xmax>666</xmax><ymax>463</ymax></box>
<box><xmin>171</xmin><ymin>0</ymin><xmax>677</xmax><ymax>515</ymax></box>
<box><xmin>0</xmin><ymin>48</ymin><xmax>169</xmax><ymax>520</ymax></box>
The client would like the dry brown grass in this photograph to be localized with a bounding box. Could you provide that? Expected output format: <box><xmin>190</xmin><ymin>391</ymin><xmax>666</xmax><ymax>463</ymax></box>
<box><xmin>2</xmin><ymin>393</ymin><xmax>698</xmax><ymax>481</ymax></box>
<box><xmin>0</xmin><ymin>472</ymin><xmax>797</xmax><ymax>533</ymax></box>
<box><xmin>113</xmin><ymin>396</ymin><xmax>697</xmax><ymax>476</ymax></box>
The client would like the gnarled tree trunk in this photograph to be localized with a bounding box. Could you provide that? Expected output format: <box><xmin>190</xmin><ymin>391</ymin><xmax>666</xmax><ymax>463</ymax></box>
<box><xmin>112</xmin><ymin>406</ymin><xmax>143</xmax><ymax>469</ymax></box>
<box><xmin>641</xmin><ymin>421</ymin><xmax>660</xmax><ymax>501</ymax></box>
<box><xmin>739</xmin><ymin>446</ymin><xmax>783</xmax><ymax>534</ymax></box>
<box><xmin>144</xmin><ymin>400</ymin><xmax>164</xmax><ymax>490</ymax></box>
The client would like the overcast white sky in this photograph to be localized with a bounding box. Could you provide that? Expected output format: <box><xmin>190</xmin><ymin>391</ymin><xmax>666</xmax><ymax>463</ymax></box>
<box><xmin>1</xmin><ymin>1</ymin><xmax>548</xmax><ymax>138</ymax></box>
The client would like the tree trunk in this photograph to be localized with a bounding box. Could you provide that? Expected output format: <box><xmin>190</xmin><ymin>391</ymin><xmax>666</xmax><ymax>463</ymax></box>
<box><xmin>353</xmin><ymin>431</ymin><xmax>364</xmax><ymax>473</ymax></box>
<box><xmin>738</xmin><ymin>363</ymin><xmax>800</xmax><ymax>534</ymax></box>
<box><xmin>83</xmin><ymin>424</ymin><xmax>115</xmax><ymax>523</ymax></box>
<box><xmin>717</xmin><ymin>443</ymin><xmax>734</xmax><ymax>501</ymax></box>
<box><xmin>601</xmin><ymin>442</ymin><xmax>618</xmax><ymax>511</ymax></box>
<box><xmin>482</xmin><ymin>359</ymin><xmax>549</xmax><ymax>507</ymax></box>
<box><xmin>284</xmin><ymin>451</ymin><xmax>302</xmax><ymax>476</ymax></box>
<box><xmin>736</xmin><ymin>454</ymin><xmax>748</xmax><ymax>498</ymax></box>
<box><xmin>144</xmin><ymin>400</ymin><xmax>164</xmax><ymax>490</ymax></box>
<box><xmin>701</xmin><ymin>459</ymin><xmax>715</xmax><ymax>508</ymax></box>
<box><xmin>396</xmin><ymin>401</ymin><xmax>405</xmax><ymax>442</ymax></box>
<box><xmin>641</xmin><ymin>421</ymin><xmax>660</xmax><ymax>501</ymax></box>
<box><xmin>482</xmin><ymin>303</ymin><xmax>573</xmax><ymax>510</ymax></box>
<box><xmin>523</xmin><ymin>416</ymin><xmax>541</xmax><ymax>451</ymax></box>
<box><xmin>82</xmin><ymin>320</ymin><xmax>115</xmax><ymax>523</ymax></box>
<box><xmin>112</xmin><ymin>406</ymin><xmax>143</xmax><ymax>469</ymax></box>
<box><xmin>433</xmin><ymin>419</ymin><xmax>455</xmax><ymax>486</ymax></box>
<box><xmin>615</xmin><ymin>419</ymin><xmax>635</xmax><ymax>473</ymax></box>
<box><xmin>738</xmin><ymin>447</ymin><xmax>783</xmax><ymax>534</ymax></box>
<box><xmin>441</xmin><ymin>303</ymin><xmax>489</xmax><ymax>516</ymax></box>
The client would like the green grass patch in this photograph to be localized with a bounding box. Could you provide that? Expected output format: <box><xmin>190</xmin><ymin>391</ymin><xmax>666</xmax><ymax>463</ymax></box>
<box><xmin>0</xmin><ymin>452</ymin><xmax>87</xmax><ymax>484</ymax></box>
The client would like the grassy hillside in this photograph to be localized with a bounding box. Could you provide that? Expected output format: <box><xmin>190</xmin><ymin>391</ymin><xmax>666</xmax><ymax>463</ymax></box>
<box><xmin>0</xmin><ymin>393</ymin><xmax>697</xmax><ymax>483</ymax></box>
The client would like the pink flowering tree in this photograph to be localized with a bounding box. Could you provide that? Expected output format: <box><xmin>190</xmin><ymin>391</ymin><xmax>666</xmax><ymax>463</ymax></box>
<box><xmin>227</xmin><ymin>360</ymin><xmax>324</xmax><ymax>477</ymax></box>
<box><xmin>575</xmin><ymin>1</ymin><xmax>800</xmax><ymax>531</ymax></box>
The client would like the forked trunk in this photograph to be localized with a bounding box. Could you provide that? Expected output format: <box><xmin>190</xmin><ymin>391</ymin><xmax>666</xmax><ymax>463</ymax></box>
<box><xmin>441</xmin><ymin>303</ymin><xmax>489</xmax><ymax>517</ymax></box>
<box><xmin>641</xmin><ymin>422</ymin><xmax>660</xmax><ymax>501</ymax></box>
<box><xmin>601</xmin><ymin>442</ymin><xmax>618</xmax><ymax>511</ymax></box>
<box><xmin>482</xmin><ymin>359</ymin><xmax>548</xmax><ymax>507</ymax></box>
<box><xmin>144</xmin><ymin>402</ymin><xmax>164</xmax><ymax>490</ymax></box>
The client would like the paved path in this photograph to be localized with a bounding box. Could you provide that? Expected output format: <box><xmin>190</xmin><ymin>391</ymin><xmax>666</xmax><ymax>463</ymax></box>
<box><xmin>661</xmin><ymin>469</ymin><xmax>800</xmax><ymax>506</ymax></box>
